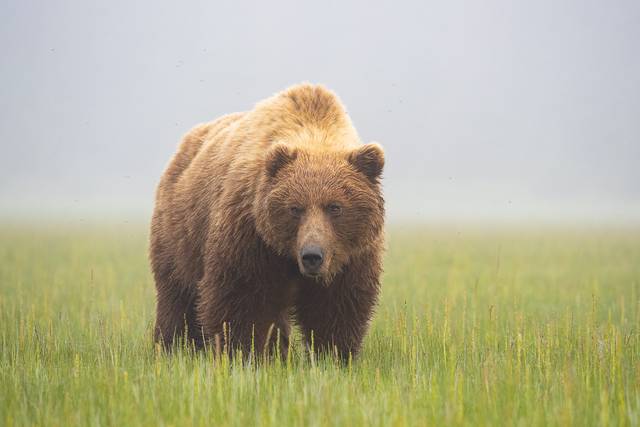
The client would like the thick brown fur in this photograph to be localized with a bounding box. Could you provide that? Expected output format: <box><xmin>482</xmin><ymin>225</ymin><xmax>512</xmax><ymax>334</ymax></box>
<box><xmin>150</xmin><ymin>83</ymin><xmax>385</xmax><ymax>360</ymax></box>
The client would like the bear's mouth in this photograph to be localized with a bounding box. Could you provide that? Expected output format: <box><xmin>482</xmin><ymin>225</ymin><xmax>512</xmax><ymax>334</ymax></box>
<box><xmin>301</xmin><ymin>270</ymin><xmax>333</xmax><ymax>287</ymax></box>
<box><xmin>298</xmin><ymin>262</ymin><xmax>338</xmax><ymax>286</ymax></box>
<box><xmin>299</xmin><ymin>264</ymin><xmax>335</xmax><ymax>283</ymax></box>
<box><xmin>301</xmin><ymin>271</ymin><xmax>321</xmax><ymax>278</ymax></box>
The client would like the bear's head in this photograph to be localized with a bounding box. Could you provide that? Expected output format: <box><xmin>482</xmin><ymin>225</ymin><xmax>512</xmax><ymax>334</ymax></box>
<box><xmin>255</xmin><ymin>142</ymin><xmax>385</xmax><ymax>282</ymax></box>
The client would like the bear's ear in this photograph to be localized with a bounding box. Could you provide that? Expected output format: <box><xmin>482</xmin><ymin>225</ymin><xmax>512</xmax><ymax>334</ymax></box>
<box><xmin>348</xmin><ymin>143</ymin><xmax>385</xmax><ymax>182</ymax></box>
<box><xmin>265</xmin><ymin>143</ymin><xmax>298</xmax><ymax>178</ymax></box>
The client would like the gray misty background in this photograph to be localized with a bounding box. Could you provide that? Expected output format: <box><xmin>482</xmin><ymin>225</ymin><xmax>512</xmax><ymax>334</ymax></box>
<box><xmin>1</xmin><ymin>0</ymin><xmax>639</xmax><ymax>224</ymax></box>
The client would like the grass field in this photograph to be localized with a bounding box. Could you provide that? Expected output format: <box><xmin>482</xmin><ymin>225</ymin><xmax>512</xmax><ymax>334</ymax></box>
<box><xmin>1</xmin><ymin>224</ymin><xmax>639</xmax><ymax>426</ymax></box>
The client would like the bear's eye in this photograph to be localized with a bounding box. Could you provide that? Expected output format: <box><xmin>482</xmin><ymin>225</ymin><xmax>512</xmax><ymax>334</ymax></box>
<box><xmin>327</xmin><ymin>203</ymin><xmax>342</xmax><ymax>216</ymax></box>
<box><xmin>289</xmin><ymin>206</ymin><xmax>304</xmax><ymax>218</ymax></box>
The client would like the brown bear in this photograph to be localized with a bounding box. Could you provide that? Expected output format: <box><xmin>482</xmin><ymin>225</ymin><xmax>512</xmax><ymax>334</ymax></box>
<box><xmin>150</xmin><ymin>83</ymin><xmax>385</xmax><ymax>360</ymax></box>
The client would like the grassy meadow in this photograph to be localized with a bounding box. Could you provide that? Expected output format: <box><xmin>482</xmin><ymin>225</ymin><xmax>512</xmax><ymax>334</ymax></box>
<box><xmin>1</xmin><ymin>223</ymin><xmax>639</xmax><ymax>426</ymax></box>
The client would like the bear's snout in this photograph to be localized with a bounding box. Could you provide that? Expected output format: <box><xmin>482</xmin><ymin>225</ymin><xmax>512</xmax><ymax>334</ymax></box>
<box><xmin>300</xmin><ymin>245</ymin><xmax>324</xmax><ymax>275</ymax></box>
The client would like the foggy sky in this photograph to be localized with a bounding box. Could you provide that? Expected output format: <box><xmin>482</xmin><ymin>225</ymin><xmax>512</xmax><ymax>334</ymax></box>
<box><xmin>1</xmin><ymin>0</ymin><xmax>639</xmax><ymax>223</ymax></box>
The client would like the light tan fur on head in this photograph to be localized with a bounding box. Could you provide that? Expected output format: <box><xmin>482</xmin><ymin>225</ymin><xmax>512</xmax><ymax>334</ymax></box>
<box><xmin>249</xmin><ymin>83</ymin><xmax>362</xmax><ymax>152</ymax></box>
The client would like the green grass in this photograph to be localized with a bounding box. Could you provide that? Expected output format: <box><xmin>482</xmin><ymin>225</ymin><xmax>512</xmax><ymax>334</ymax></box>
<box><xmin>1</xmin><ymin>224</ymin><xmax>639</xmax><ymax>426</ymax></box>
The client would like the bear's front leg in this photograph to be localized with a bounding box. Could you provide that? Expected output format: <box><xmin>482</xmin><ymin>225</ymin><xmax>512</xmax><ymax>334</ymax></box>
<box><xmin>294</xmin><ymin>253</ymin><xmax>381</xmax><ymax>361</ymax></box>
<box><xmin>196</xmin><ymin>271</ymin><xmax>291</xmax><ymax>359</ymax></box>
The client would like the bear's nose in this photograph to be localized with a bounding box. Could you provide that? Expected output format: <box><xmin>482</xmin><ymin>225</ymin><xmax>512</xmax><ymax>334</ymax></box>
<box><xmin>301</xmin><ymin>245</ymin><xmax>324</xmax><ymax>273</ymax></box>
